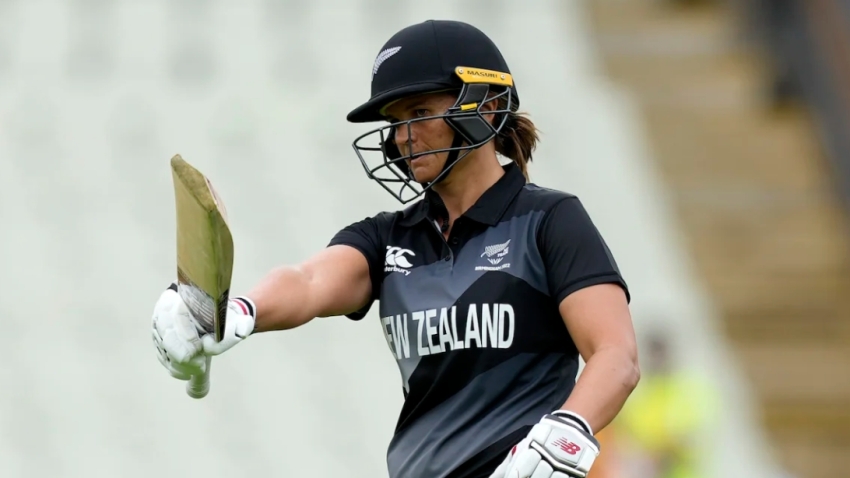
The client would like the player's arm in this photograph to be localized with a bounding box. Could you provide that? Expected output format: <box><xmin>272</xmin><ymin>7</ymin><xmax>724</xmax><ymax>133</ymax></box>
<box><xmin>559</xmin><ymin>283</ymin><xmax>638</xmax><ymax>433</ymax></box>
<box><xmin>246</xmin><ymin>244</ymin><xmax>372</xmax><ymax>332</ymax></box>
<box><xmin>153</xmin><ymin>213</ymin><xmax>387</xmax><ymax>372</ymax></box>
<box><xmin>490</xmin><ymin>198</ymin><xmax>637</xmax><ymax>478</ymax></box>
<box><xmin>540</xmin><ymin>197</ymin><xmax>640</xmax><ymax>434</ymax></box>
<box><xmin>245</xmin><ymin>212</ymin><xmax>390</xmax><ymax>332</ymax></box>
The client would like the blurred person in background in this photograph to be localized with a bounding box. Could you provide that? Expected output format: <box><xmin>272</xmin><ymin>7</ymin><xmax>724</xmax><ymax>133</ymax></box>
<box><xmin>151</xmin><ymin>19</ymin><xmax>640</xmax><ymax>478</ymax></box>
<box><xmin>613</xmin><ymin>329</ymin><xmax>715</xmax><ymax>478</ymax></box>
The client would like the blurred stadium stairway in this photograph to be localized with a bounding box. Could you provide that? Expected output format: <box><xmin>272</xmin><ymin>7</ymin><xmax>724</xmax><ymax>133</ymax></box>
<box><xmin>585</xmin><ymin>1</ymin><xmax>850</xmax><ymax>477</ymax></box>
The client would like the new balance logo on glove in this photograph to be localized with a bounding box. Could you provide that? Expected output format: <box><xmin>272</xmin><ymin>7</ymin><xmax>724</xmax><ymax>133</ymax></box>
<box><xmin>552</xmin><ymin>437</ymin><xmax>582</xmax><ymax>456</ymax></box>
<box><xmin>489</xmin><ymin>410</ymin><xmax>599</xmax><ymax>478</ymax></box>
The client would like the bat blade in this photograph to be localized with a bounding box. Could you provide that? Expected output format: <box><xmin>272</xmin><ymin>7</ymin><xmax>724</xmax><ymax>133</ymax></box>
<box><xmin>170</xmin><ymin>154</ymin><xmax>234</xmax><ymax>399</ymax></box>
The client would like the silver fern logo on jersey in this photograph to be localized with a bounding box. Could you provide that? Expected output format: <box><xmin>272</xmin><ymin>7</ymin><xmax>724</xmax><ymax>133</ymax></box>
<box><xmin>476</xmin><ymin>239</ymin><xmax>511</xmax><ymax>271</ymax></box>
<box><xmin>372</xmin><ymin>46</ymin><xmax>402</xmax><ymax>80</ymax></box>
<box><xmin>482</xmin><ymin>239</ymin><xmax>510</xmax><ymax>264</ymax></box>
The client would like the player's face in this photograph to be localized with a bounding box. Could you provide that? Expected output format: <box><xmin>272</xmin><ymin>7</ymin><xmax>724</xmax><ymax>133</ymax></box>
<box><xmin>384</xmin><ymin>92</ymin><xmax>458</xmax><ymax>184</ymax></box>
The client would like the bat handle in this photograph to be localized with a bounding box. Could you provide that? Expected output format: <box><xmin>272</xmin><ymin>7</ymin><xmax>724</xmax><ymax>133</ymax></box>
<box><xmin>186</xmin><ymin>356</ymin><xmax>211</xmax><ymax>399</ymax></box>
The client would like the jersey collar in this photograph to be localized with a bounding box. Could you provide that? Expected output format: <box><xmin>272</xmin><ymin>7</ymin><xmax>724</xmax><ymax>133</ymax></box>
<box><xmin>399</xmin><ymin>161</ymin><xmax>526</xmax><ymax>227</ymax></box>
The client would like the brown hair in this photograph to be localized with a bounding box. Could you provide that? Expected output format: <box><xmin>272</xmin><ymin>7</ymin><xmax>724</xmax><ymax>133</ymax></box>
<box><xmin>493</xmin><ymin>95</ymin><xmax>539</xmax><ymax>181</ymax></box>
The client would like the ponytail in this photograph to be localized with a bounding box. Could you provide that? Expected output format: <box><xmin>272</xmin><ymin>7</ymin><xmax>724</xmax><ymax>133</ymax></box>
<box><xmin>493</xmin><ymin>96</ymin><xmax>539</xmax><ymax>180</ymax></box>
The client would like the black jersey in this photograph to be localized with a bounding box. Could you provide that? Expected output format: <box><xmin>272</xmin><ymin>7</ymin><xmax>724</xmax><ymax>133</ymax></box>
<box><xmin>328</xmin><ymin>162</ymin><xmax>629</xmax><ymax>478</ymax></box>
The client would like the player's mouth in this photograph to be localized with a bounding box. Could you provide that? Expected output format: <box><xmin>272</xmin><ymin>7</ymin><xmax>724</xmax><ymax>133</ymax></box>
<box><xmin>408</xmin><ymin>153</ymin><xmax>432</xmax><ymax>164</ymax></box>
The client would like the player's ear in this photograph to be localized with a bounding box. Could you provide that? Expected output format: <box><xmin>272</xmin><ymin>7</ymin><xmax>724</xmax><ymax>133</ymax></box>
<box><xmin>479</xmin><ymin>92</ymin><xmax>502</xmax><ymax>125</ymax></box>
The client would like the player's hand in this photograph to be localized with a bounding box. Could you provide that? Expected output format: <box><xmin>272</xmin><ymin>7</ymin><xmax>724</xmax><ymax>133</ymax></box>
<box><xmin>151</xmin><ymin>284</ymin><xmax>207</xmax><ymax>380</ymax></box>
<box><xmin>489</xmin><ymin>411</ymin><xmax>600</xmax><ymax>478</ymax></box>
<box><xmin>201</xmin><ymin>294</ymin><xmax>256</xmax><ymax>356</ymax></box>
<box><xmin>152</xmin><ymin>283</ymin><xmax>256</xmax><ymax>376</ymax></box>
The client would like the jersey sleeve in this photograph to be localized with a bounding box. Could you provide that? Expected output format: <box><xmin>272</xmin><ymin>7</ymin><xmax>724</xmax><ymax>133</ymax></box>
<box><xmin>537</xmin><ymin>197</ymin><xmax>630</xmax><ymax>305</ymax></box>
<box><xmin>326</xmin><ymin>212</ymin><xmax>394</xmax><ymax>320</ymax></box>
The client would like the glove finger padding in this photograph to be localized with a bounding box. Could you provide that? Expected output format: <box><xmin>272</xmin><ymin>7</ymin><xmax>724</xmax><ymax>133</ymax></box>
<box><xmin>156</xmin><ymin>350</ymin><xmax>191</xmax><ymax>380</ymax></box>
<box><xmin>528</xmin><ymin>459</ymin><xmax>554</xmax><ymax>478</ymax></box>
<box><xmin>153</xmin><ymin>289</ymin><xmax>204</xmax><ymax>363</ymax></box>
<box><xmin>151</xmin><ymin>286</ymin><xmax>208</xmax><ymax>381</ymax></box>
<box><xmin>512</xmin><ymin>447</ymin><xmax>543</xmax><ymax>477</ymax></box>
<box><xmin>152</xmin><ymin>328</ymin><xmax>199</xmax><ymax>380</ymax></box>
<box><xmin>489</xmin><ymin>436</ymin><xmax>531</xmax><ymax>478</ymax></box>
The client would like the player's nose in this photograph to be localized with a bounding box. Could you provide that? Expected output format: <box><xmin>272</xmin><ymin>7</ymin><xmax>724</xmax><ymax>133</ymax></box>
<box><xmin>394</xmin><ymin>123</ymin><xmax>416</xmax><ymax>150</ymax></box>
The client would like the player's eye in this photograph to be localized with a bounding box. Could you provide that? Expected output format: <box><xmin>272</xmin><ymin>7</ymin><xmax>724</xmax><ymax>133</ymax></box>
<box><xmin>413</xmin><ymin>108</ymin><xmax>429</xmax><ymax>118</ymax></box>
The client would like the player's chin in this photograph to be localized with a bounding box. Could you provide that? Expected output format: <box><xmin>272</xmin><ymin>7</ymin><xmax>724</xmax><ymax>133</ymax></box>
<box><xmin>408</xmin><ymin>155</ymin><xmax>444</xmax><ymax>183</ymax></box>
<box><xmin>409</xmin><ymin>166</ymin><xmax>440</xmax><ymax>184</ymax></box>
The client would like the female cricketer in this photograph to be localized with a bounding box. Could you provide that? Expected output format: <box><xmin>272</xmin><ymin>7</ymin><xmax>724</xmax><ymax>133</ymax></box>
<box><xmin>152</xmin><ymin>19</ymin><xmax>640</xmax><ymax>478</ymax></box>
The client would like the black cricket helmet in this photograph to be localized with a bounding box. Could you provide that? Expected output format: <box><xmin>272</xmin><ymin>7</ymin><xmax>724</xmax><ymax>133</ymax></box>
<box><xmin>347</xmin><ymin>20</ymin><xmax>519</xmax><ymax>204</ymax></box>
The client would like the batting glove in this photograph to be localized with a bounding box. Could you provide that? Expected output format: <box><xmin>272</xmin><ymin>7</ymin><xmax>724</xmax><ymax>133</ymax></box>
<box><xmin>151</xmin><ymin>283</ymin><xmax>256</xmax><ymax>378</ymax></box>
<box><xmin>489</xmin><ymin>411</ymin><xmax>600</xmax><ymax>478</ymax></box>
<box><xmin>201</xmin><ymin>293</ymin><xmax>256</xmax><ymax>356</ymax></box>
<box><xmin>151</xmin><ymin>284</ymin><xmax>206</xmax><ymax>380</ymax></box>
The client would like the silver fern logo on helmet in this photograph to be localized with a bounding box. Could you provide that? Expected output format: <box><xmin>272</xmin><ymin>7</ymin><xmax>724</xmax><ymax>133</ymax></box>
<box><xmin>372</xmin><ymin>46</ymin><xmax>402</xmax><ymax>80</ymax></box>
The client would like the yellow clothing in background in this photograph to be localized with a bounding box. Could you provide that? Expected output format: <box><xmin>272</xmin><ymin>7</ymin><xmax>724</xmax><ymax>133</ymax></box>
<box><xmin>617</xmin><ymin>373</ymin><xmax>715</xmax><ymax>478</ymax></box>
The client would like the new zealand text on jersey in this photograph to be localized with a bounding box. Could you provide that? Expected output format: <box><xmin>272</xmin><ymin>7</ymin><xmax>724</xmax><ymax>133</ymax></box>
<box><xmin>380</xmin><ymin>303</ymin><xmax>515</xmax><ymax>360</ymax></box>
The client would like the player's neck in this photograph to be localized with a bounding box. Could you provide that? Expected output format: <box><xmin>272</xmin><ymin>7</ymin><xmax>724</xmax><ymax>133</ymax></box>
<box><xmin>432</xmin><ymin>151</ymin><xmax>504</xmax><ymax>224</ymax></box>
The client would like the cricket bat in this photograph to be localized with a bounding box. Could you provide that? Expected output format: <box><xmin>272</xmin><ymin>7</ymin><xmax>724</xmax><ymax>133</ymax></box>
<box><xmin>170</xmin><ymin>154</ymin><xmax>234</xmax><ymax>399</ymax></box>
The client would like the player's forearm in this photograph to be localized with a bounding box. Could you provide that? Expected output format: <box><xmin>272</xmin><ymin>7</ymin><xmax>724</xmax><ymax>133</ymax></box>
<box><xmin>560</xmin><ymin>346</ymin><xmax>640</xmax><ymax>433</ymax></box>
<box><xmin>244</xmin><ymin>265</ymin><xmax>318</xmax><ymax>332</ymax></box>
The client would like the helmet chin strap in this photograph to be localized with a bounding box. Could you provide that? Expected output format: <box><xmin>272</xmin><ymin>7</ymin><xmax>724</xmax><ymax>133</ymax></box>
<box><xmin>423</xmin><ymin>132</ymin><xmax>466</xmax><ymax>187</ymax></box>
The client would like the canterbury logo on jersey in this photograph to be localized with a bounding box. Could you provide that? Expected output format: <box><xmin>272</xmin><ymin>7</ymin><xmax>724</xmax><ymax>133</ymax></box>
<box><xmin>385</xmin><ymin>246</ymin><xmax>414</xmax><ymax>275</ymax></box>
<box><xmin>380</xmin><ymin>303</ymin><xmax>515</xmax><ymax>360</ymax></box>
